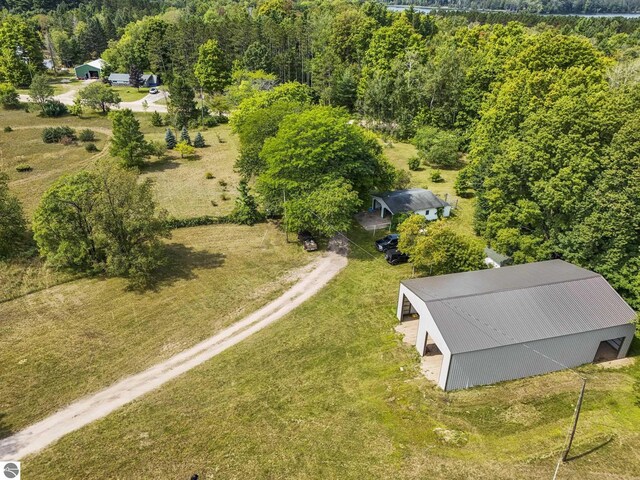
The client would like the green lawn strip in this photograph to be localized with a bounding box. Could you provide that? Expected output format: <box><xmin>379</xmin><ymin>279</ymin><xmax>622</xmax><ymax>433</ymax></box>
<box><xmin>110</xmin><ymin>86</ymin><xmax>150</xmax><ymax>102</ymax></box>
<box><xmin>24</xmin><ymin>226</ymin><xmax>640</xmax><ymax>479</ymax></box>
<box><xmin>0</xmin><ymin>224</ymin><xmax>309</xmax><ymax>437</ymax></box>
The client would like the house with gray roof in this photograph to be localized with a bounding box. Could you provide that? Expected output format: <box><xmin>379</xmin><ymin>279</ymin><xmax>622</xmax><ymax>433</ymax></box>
<box><xmin>108</xmin><ymin>73</ymin><xmax>159</xmax><ymax>87</ymax></box>
<box><xmin>397</xmin><ymin>260</ymin><xmax>636</xmax><ymax>390</ymax></box>
<box><xmin>372</xmin><ymin>188</ymin><xmax>450</xmax><ymax>221</ymax></box>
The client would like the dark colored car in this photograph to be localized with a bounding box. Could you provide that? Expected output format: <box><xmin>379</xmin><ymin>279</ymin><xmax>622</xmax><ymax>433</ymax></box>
<box><xmin>375</xmin><ymin>234</ymin><xmax>399</xmax><ymax>252</ymax></box>
<box><xmin>298</xmin><ymin>231</ymin><xmax>318</xmax><ymax>252</ymax></box>
<box><xmin>385</xmin><ymin>249</ymin><xmax>409</xmax><ymax>265</ymax></box>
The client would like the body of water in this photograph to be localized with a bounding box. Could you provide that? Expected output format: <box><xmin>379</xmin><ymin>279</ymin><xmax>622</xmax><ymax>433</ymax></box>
<box><xmin>387</xmin><ymin>4</ymin><xmax>640</xmax><ymax>18</ymax></box>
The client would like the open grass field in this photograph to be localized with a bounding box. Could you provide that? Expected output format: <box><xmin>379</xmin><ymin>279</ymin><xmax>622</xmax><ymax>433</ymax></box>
<box><xmin>110</xmin><ymin>86</ymin><xmax>150</xmax><ymax>102</ymax></box>
<box><xmin>382</xmin><ymin>140</ymin><xmax>477</xmax><ymax>237</ymax></box>
<box><xmin>22</xmin><ymin>226</ymin><xmax>640</xmax><ymax>479</ymax></box>
<box><xmin>0</xmin><ymin>223</ymin><xmax>309</xmax><ymax>438</ymax></box>
<box><xmin>0</xmin><ymin>126</ymin><xmax>109</xmax><ymax>217</ymax></box>
<box><xmin>141</xmin><ymin>124</ymin><xmax>241</xmax><ymax>218</ymax></box>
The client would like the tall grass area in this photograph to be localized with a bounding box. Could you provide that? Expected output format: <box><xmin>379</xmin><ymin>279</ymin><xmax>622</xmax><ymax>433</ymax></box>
<box><xmin>25</xmin><ymin>227</ymin><xmax>640</xmax><ymax>479</ymax></box>
<box><xmin>0</xmin><ymin>224</ymin><xmax>309</xmax><ymax>437</ymax></box>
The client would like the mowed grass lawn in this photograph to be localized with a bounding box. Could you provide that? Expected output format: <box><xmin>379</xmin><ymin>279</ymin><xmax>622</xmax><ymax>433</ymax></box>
<box><xmin>382</xmin><ymin>140</ymin><xmax>477</xmax><ymax>237</ymax></box>
<box><xmin>0</xmin><ymin>126</ymin><xmax>109</xmax><ymax>217</ymax></box>
<box><xmin>110</xmin><ymin>86</ymin><xmax>150</xmax><ymax>102</ymax></box>
<box><xmin>24</xmin><ymin>227</ymin><xmax>640</xmax><ymax>479</ymax></box>
<box><xmin>141</xmin><ymin>124</ymin><xmax>241</xmax><ymax>218</ymax></box>
<box><xmin>0</xmin><ymin>223</ymin><xmax>309</xmax><ymax>437</ymax></box>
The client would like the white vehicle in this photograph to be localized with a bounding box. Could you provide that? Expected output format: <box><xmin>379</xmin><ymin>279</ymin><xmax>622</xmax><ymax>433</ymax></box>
<box><xmin>149</xmin><ymin>87</ymin><xmax>159</xmax><ymax>94</ymax></box>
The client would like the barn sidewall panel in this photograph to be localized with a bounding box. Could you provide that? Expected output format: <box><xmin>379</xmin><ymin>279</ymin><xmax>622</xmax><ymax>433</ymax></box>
<box><xmin>445</xmin><ymin>323</ymin><xmax>636</xmax><ymax>391</ymax></box>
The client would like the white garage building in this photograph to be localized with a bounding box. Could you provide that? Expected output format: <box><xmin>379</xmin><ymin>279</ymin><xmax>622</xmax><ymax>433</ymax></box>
<box><xmin>397</xmin><ymin>260</ymin><xmax>636</xmax><ymax>391</ymax></box>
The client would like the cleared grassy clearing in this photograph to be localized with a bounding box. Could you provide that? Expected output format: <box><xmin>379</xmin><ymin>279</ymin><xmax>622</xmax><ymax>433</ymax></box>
<box><xmin>110</xmin><ymin>86</ymin><xmax>150</xmax><ymax>102</ymax></box>
<box><xmin>0</xmin><ymin>224</ymin><xmax>309</xmax><ymax>437</ymax></box>
<box><xmin>141</xmin><ymin>124</ymin><xmax>240</xmax><ymax>218</ymax></box>
<box><xmin>382</xmin><ymin>140</ymin><xmax>476</xmax><ymax>237</ymax></box>
<box><xmin>24</xmin><ymin>226</ymin><xmax>640</xmax><ymax>479</ymax></box>
<box><xmin>0</xmin><ymin>127</ymin><xmax>109</xmax><ymax>217</ymax></box>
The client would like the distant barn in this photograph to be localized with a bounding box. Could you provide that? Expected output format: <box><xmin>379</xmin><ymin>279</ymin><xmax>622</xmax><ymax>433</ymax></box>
<box><xmin>108</xmin><ymin>73</ymin><xmax>159</xmax><ymax>87</ymax></box>
<box><xmin>397</xmin><ymin>260</ymin><xmax>636</xmax><ymax>390</ymax></box>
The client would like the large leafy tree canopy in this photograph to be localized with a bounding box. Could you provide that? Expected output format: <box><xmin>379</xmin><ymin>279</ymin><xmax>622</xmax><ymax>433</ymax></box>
<box><xmin>33</xmin><ymin>162</ymin><xmax>169</xmax><ymax>287</ymax></box>
<box><xmin>0</xmin><ymin>173</ymin><xmax>28</xmax><ymax>259</ymax></box>
<box><xmin>0</xmin><ymin>15</ymin><xmax>44</xmax><ymax>86</ymax></box>
<box><xmin>257</xmin><ymin>105</ymin><xmax>396</xmax><ymax>235</ymax></box>
<box><xmin>231</xmin><ymin>82</ymin><xmax>313</xmax><ymax>179</ymax></box>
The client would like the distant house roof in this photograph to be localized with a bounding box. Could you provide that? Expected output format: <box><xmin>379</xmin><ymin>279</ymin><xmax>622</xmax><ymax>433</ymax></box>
<box><xmin>373</xmin><ymin>188</ymin><xmax>449</xmax><ymax>214</ymax></box>
<box><xmin>401</xmin><ymin>260</ymin><xmax>636</xmax><ymax>354</ymax></box>
<box><xmin>108</xmin><ymin>73</ymin><xmax>156</xmax><ymax>82</ymax></box>
<box><xmin>484</xmin><ymin>247</ymin><xmax>512</xmax><ymax>266</ymax></box>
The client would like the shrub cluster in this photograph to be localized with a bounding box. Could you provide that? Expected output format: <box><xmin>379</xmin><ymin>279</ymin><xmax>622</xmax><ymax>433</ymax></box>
<box><xmin>15</xmin><ymin>164</ymin><xmax>32</xmax><ymax>172</ymax></box>
<box><xmin>163</xmin><ymin>215</ymin><xmax>232</xmax><ymax>229</ymax></box>
<box><xmin>41</xmin><ymin>100</ymin><xmax>68</xmax><ymax>118</ymax></box>
<box><xmin>78</xmin><ymin>129</ymin><xmax>96</xmax><ymax>142</ymax></box>
<box><xmin>85</xmin><ymin>143</ymin><xmax>98</xmax><ymax>152</ymax></box>
<box><xmin>42</xmin><ymin>126</ymin><xmax>76</xmax><ymax>144</ymax></box>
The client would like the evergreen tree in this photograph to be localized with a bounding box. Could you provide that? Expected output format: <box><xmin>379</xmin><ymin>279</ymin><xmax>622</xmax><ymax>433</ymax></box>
<box><xmin>165</xmin><ymin>128</ymin><xmax>176</xmax><ymax>149</ymax></box>
<box><xmin>193</xmin><ymin>132</ymin><xmax>205</xmax><ymax>148</ymax></box>
<box><xmin>150</xmin><ymin>110</ymin><xmax>163</xmax><ymax>127</ymax></box>
<box><xmin>231</xmin><ymin>180</ymin><xmax>263</xmax><ymax>226</ymax></box>
<box><xmin>168</xmin><ymin>77</ymin><xmax>196</xmax><ymax>129</ymax></box>
<box><xmin>180</xmin><ymin>126</ymin><xmax>191</xmax><ymax>145</ymax></box>
<box><xmin>109</xmin><ymin>109</ymin><xmax>152</xmax><ymax>168</ymax></box>
<box><xmin>129</xmin><ymin>64</ymin><xmax>144</xmax><ymax>91</ymax></box>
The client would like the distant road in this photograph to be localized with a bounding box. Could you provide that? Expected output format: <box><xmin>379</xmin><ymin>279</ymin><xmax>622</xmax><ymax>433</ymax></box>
<box><xmin>18</xmin><ymin>80</ymin><xmax>168</xmax><ymax>113</ymax></box>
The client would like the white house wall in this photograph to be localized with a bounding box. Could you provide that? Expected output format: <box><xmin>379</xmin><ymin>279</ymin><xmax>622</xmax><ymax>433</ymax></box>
<box><xmin>445</xmin><ymin>323</ymin><xmax>636</xmax><ymax>391</ymax></box>
<box><xmin>397</xmin><ymin>285</ymin><xmax>452</xmax><ymax>389</ymax></box>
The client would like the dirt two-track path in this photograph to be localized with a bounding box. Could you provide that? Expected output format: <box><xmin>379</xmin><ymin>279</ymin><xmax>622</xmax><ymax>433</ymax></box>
<box><xmin>0</xmin><ymin>252</ymin><xmax>347</xmax><ymax>460</ymax></box>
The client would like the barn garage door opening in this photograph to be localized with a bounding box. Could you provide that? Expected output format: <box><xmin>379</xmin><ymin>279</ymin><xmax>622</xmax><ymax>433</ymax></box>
<box><xmin>594</xmin><ymin>337</ymin><xmax>625</xmax><ymax>363</ymax></box>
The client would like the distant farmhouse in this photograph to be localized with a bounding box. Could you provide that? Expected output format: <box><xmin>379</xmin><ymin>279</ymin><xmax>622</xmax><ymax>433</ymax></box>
<box><xmin>397</xmin><ymin>260</ymin><xmax>636</xmax><ymax>391</ymax></box>
<box><xmin>74</xmin><ymin>58</ymin><xmax>104</xmax><ymax>79</ymax></box>
<box><xmin>372</xmin><ymin>188</ymin><xmax>451</xmax><ymax>221</ymax></box>
<box><xmin>108</xmin><ymin>73</ymin><xmax>159</xmax><ymax>87</ymax></box>
<box><xmin>484</xmin><ymin>247</ymin><xmax>512</xmax><ymax>268</ymax></box>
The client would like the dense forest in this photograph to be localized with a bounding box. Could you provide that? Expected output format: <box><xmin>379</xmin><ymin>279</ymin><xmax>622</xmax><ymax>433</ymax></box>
<box><xmin>1</xmin><ymin>0</ymin><xmax>640</xmax><ymax>305</ymax></box>
<box><xmin>387</xmin><ymin>0</ymin><xmax>640</xmax><ymax>14</ymax></box>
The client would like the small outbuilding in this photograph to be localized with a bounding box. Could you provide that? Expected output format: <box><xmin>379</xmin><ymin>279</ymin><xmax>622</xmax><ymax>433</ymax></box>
<box><xmin>484</xmin><ymin>247</ymin><xmax>512</xmax><ymax>268</ymax></box>
<box><xmin>372</xmin><ymin>188</ymin><xmax>451</xmax><ymax>221</ymax></box>
<box><xmin>397</xmin><ymin>260</ymin><xmax>636</xmax><ymax>391</ymax></box>
<box><xmin>108</xmin><ymin>73</ymin><xmax>159</xmax><ymax>87</ymax></box>
<box><xmin>74</xmin><ymin>59</ymin><xmax>105</xmax><ymax>79</ymax></box>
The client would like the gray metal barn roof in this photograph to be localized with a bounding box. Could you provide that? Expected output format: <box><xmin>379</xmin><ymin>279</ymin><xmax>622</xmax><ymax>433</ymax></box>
<box><xmin>373</xmin><ymin>188</ymin><xmax>449</xmax><ymax>214</ymax></box>
<box><xmin>402</xmin><ymin>260</ymin><xmax>636</xmax><ymax>354</ymax></box>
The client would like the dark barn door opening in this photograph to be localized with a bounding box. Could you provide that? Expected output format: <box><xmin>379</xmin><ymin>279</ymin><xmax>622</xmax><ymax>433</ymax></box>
<box><xmin>594</xmin><ymin>337</ymin><xmax>625</xmax><ymax>363</ymax></box>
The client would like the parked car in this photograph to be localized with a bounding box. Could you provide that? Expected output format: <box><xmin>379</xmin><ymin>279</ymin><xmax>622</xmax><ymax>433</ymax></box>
<box><xmin>149</xmin><ymin>87</ymin><xmax>159</xmax><ymax>94</ymax></box>
<box><xmin>385</xmin><ymin>249</ymin><xmax>409</xmax><ymax>265</ymax></box>
<box><xmin>298</xmin><ymin>231</ymin><xmax>318</xmax><ymax>252</ymax></box>
<box><xmin>375</xmin><ymin>234</ymin><xmax>399</xmax><ymax>252</ymax></box>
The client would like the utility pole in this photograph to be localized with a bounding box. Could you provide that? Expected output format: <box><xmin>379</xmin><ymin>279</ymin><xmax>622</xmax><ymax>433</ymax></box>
<box><xmin>563</xmin><ymin>378</ymin><xmax>587</xmax><ymax>461</ymax></box>
<box><xmin>283</xmin><ymin>189</ymin><xmax>289</xmax><ymax>243</ymax></box>
<box><xmin>200</xmin><ymin>86</ymin><xmax>204</xmax><ymax>127</ymax></box>
<box><xmin>553</xmin><ymin>378</ymin><xmax>587</xmax><ymax>480</ymax></box>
